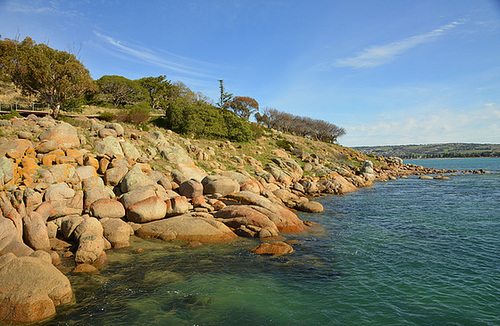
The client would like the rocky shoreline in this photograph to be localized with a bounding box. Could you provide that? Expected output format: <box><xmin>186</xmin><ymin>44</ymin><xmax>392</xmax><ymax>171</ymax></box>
<box><xmin>0</xmin><ymin>115</ymin><xmax>455</xmax><ymax>324</ymax></box>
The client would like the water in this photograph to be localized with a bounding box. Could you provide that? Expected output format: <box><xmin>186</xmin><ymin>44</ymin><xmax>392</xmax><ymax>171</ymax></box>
<box><xmin>45</xmin><ymin>158</ymin><xmax>500</xmax><ymax>326</ymax></box>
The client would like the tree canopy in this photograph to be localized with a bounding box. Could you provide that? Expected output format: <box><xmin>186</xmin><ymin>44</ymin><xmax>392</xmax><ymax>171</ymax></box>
<box><xmin>0</xmin><ymin>36</ymin><xmax>96</xmax><ymax>118</ymax></box>
<box><xmin>96</xmin><ymin>75</ymin><xmax>144</xmax><ymax>107</ymax></box>
<box><xmin>227</xmin><ymin>96</ymin><xmax>259</xmax><ymax>120</ymax></box>
<box><xmin>137</xmin><ymin>75</ymin><xmax>176</xmax><ymax>110</ymax></box>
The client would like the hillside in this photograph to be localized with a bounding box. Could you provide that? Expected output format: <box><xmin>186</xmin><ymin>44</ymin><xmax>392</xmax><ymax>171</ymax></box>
<box><xmin>354</xmin><ymin>143</ymin><xmax>500</xmax><ymax>159</ymax></box>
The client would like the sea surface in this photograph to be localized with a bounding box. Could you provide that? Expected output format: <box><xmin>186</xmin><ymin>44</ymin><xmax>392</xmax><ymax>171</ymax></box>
<box><xmin>45</xmin><ymin>158</ymin><xmax>500</xmax><ymax>326</ymax></box>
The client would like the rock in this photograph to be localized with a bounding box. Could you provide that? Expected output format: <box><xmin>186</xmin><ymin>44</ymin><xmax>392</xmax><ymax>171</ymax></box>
<box><xmin>361</xmin><ymin>160</ymin><xmax>374</xmax><ymax>174</ymax></box>
<box><xmin>60</xmin><ymin>215</ymin><xmax>84</xmax><ymax>240</ymax></box>
<box><xmin>296</xmin><ymin>200</ymin><xmax>324</xmax><ymax>213</ymax></box>
<box><xmin>23</xmin><ymin>211</ymin><xmax>51</xmax><ymax>251</ymax></box>
<box><xmin>0</xmin><ymin>218</ymin><xmax>33</xmax><ymax>257</ymax></box>
<box><xmin>202</xmin><ymin>175</ymin><xmax>240</xmax><ymax>196</ymax></box>
<box><xmin>0</xmin><ymin>253</ymin><xmax>73</xmax><ymax>324</ymax></box>
<box><xmin>103</xmin><ymin>166</ymin><xmax>129</xmax><ymax>186</ymax></box>
<box><xmin>39</xmin><ymin>122</ymin><xmax>80</xmax><ymax>149</ymax></box>
<box><xmin>44</xmin><ymin>182</ymin><xmax>75</xmax><ymax>202</ymax></box>
<box><xmin>165</xmin><ymin>196</ymin><xmax>192</xmax><ymax>216</ymax></box>
<box><xmin>175</xmin><ymin>162</ymin><xmax>207</xmax><ymax>182</ymax></box>
<box><xmin>74</xmin><ymin>218</ymin><xmax>105</xmax><ymax>265</ymax></box>
<box><xmin>75</xmin><ymin>166</ymin><xmax>98</xmax><ymax>181</ymax></box>
<box><xmin>0</xmin><ymin>157</ymin><xmax>14</xmax><ymax>183</ymax></box>
<box><xmin>120</xmin><ymin>165</ymin><xmax>155</xmax><ymax>193</ymax></box>
<box><xmin>105</xmin><ymin>123</ymin><xmax>124</xmax><ymax>137</ymax></box>
<box><xmin>272</xmin><ymin>188</ymin><xmax>300</xmax><ymax>208</ymax></box>
<box><xmin>225</xmin><ymin>191</ymin><xmax>305</xmax><ymax>233</ymax></box>
<box><xmin>159</xmin><ymin>144</ymin><xmax>194</xmax><ymax>165</ymax></box>
<box><xmin>101</xmin><ymin>218</ymin><xmax>131</xmax><ymax>248</ymax></box>
<box><xmin>35</xmin><ymin>140</ymin><xmax>58</xmax><ymax>154</ymax></box>
<box><xmin>46</xmin><ymin>221</ymin><xmax>58</xmax><ymax>238</ymax></box>
<box><xmin>84</xmin><ymin>187</ymin><xmax>111</xmax><ymax>212</ymax></box>
<box><xmin>270</xmin><ymin>157</ymin><xmax>303</xmax><ymax>181</ymax></box>
<box><xmin>214</xmin><ymin>205</ymin><xmax>279</xmax><ymax>234</ymax></box>
<box><xmin>157</xmin><ymin>176</ymin><xmax>172</xmax><ymax>191</ymax></box>
<box><xmin>178</xmin><ymin>179</ymin><xmax>204</xmax><ymax>198</ymax></box>
<box><xmin>29</xmin><ymin>250</ymin><xmax>52</xmax><ymax>264</ymax></box>
<box><xmin>127</xmin><ymin>196</ymin><xmax>167</xmax><ymax>223</ymax></box>
<box><xmin>419</xmin><ymin>175</ymin><xmax>434</xmax><ymax>180</ymax></box>
<box><xmin>251</xmin><ymin>241</ymin><xmax>294</xmax><ymax>255</ymax></box>
<box><xmin>330</xmin><ymin>174</ymin><xmax>358</xmax><ymax>194</ymax></box>
<box><xmin>121</xmin><ymin>141</ymin><xmax>141</xmax><ymax>160</ymax></box>
<box><xmin>0</xmin><ymin>138</ymin><xmax>33</xmax><ymax>159</ymax></box>
<box><xmin>119</xmin><ymin>186</ymin><xmax>157</xmax><ymax>209</ymax></box>
<box><xmin>94</xmin><ymin>136</ymin><xmax>124</xmax><ymax>157</ymax></box>
<box><xmin>136</xmin><ymin>214</ymin><xmax>237</xmax><ymax>243</ymax></box>
<box><xmin>98</xmin><ymin>128</ymin><xmax>118</xmax><ymax>138</ymax></box>
<box><xmin>73</xmin><ymin>263</ymin><xmax>98</xmax><ymax>273</ymax></box>
<box><xmin>90</xmin><ymin>199</ymin><xmax>125</xmax><ymax>219</ymax></box>
<box><xmin>49</xmin><ymin>164</ymin><xmax>76</xmax><ymax>183</ymax></box>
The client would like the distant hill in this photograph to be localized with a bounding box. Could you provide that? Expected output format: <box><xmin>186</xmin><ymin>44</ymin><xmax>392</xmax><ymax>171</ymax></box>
<box><xmin>353</xmin><ymin>143</ymin><xmax>500</xmax><ymax>159</ymax></box>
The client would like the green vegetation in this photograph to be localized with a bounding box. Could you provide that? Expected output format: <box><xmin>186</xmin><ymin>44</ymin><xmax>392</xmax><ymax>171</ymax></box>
<box><xmin>0</xmin><ymin>36</ymin><xmax>96</xmax><ymax>118</ymax></box>
<box><xmin>0</xmin><ymin>35</ymin><xmax>347</xmax><ymax>144</ymax></box>
<box><xmin>355</xmin><ymin>143</ymin><xmax>500</xmax><ymax>159</ymax></box>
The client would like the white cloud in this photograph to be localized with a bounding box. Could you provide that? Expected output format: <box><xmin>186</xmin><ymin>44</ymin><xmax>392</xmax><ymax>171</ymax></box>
<box><xmin>334</xmin><ymin>20</ymin><xmax>466</xmax><ymax>69</ymax></box>
<box><xmin>342</xmin><ymin>103</ymin><xmax>500</xmax><ymax>146</ymax></box>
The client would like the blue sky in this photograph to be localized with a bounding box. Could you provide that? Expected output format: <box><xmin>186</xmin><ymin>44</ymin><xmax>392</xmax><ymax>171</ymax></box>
<box><xmin>1</xmin><ymin>0</ymin><xmax>499</xmax><ymax>146</ymax></box>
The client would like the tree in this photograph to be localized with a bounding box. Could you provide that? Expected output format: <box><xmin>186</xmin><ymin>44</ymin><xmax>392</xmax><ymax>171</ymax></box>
<box><xmin>0</xmin><ymin>36</ymin><xmax>96</xmax><ymax>118</ymax></box>
<box><xmin>227</xmin><ymin>96</ymin><xmax>259</xmax><ymax>120</ymax></box>
<box><xmin>137</xmin><ymin>75</ymin><xmax>175</xmax><ymax>110</ymax></box>
<box><xmin>217</xmin><ymin>79</ymin><xmax>232</xmax><ymax>109</ymax></box>
<box><xmin>96</xmin><ymin>75</ymin><xmax>143</xmax><ymax>107</ymax></box>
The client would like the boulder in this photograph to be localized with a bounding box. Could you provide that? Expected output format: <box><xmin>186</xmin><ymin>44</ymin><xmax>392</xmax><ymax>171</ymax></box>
<box><xmin>225</xmin><ymin>191</ymin><xmax>305</xmax><ymax>233</ymax></box>
<box><xmin>75</xmin><ymin>166</ymin><xmax>98</xmax><ymax>181</ymax></box>
<box><xmin>105</xmin><ymin>123</ymin><xmax>124</xmax><ymax>137</ymax></box>
<box><xmin>101</xmin><ymin>218</ymin><xmax>131</xmax><ymax>248</ymax></box>
<box><xmin>49</xmin><ymin>164</ymin><xmax>76</xmax><ymax>183</ymax></box>
<box><xmin>202</xmin><ymin>175</ymin><xmax>240</xmax><ymax>196</ymax></box>
<box><xmin>0</xmin><ymin>157</ymin><xmax>14</xmax><ymax>183</ymax></box>
<box><xmin>159</xmin><ymin>144</ymin><xmax>194</xmax><ymax>165</ymax></box>
<box><xmin>121</xmin><ymin>141</ymin><xmax>141</xmax><ymax>160</ymax></box>
<box><xmin>94</xmin><ymin>136</ymin><xmax>124</xmax><ymax>157</ymax></box>
<box><xmin>214</xmin><ymin>205</ymin><xmax>278</xmax><ymax>233</ymax></box>
<box><xmin>251</xmin><ymin>241</ymin><xmax>294</xmax><ymax>255</ymax></box>
<box><xmin>0</xmin><ymin>218</ymin><xmax>33</xmax><ymax>257</ymax></box>
<box><xmin>39</xmin><ymin>122</ymin><xmax>80</xmax><ymax>149</ymax></box>
<box><xmin>104</xmin><ymin>166</ymin><xmax>129</xmax><ymax>186</ymax></box>
<box><xmin>35</xmin><ymin>140</ymin><xmax>58</xmax><ymax>154</ymax></box>
<box><xmin>84</xmin><ymin>187</ymin><xmax>111</xmax><ymax>212</ymax></box>
<box><xmin>0</xmin><ymin>138</ymin><xmax>33</xmax><ymax>159</ymax></box>
<box><xmin>90</xmin><ymin>199</ymin><xmax>125</xmax><ymax>219</ymax></box>
<box><xmin>60</xmin><ymin>215</ymin><xmax>84</xmax><ymax>240</ymax></box>
<box><xmin>296</xmin><ymin>200</ymin><xmax>324</xmax><ymax>213</ymax></box>
<box><xmin>178</xmin><ymin>179</ymin><xmax>204</xmax><ymax>198</ymax></box>
<box><xmin>73</xmin><ymin>218</ymin><xmax>105</xmax><ymax>264</ymax></box>
<box><xmin>175</xmin><ymin>162</ymin><xmax>207</xmax><ymax>183</ymax></box>
<box><xmin>0</xmin><ymin>254</ymin><xmax>73</xmax><ymax>324</ymax></box>
<box><xmin>23</xmin><ymin>211</ymin><xmax>50</xmax><ymax>251</ymax></box>
<box><xmin>119</xmin><ymin>186</ymin><xmax>157</xmax><ymax>209</ymax></box>
<box><xmin>165</xmin><ymin>196</ymin><xmax>192</xmax><ymax>216</ymax></box>
<box><xmin>127</xmin><ymin>196</ymin><xmax>167</xmax><ymax>223</ymax></box>
<box><xmin>44</xmin><ymin>182</ymin><xmax>75</xmax><ymax>202</ymax></box>
<box><xmin>98</xmin><ymin>128</ymin><xmax>117</xmax><ymax>138</ymax></box>
<box><xmin>136</xmin><ymin>214</ymin><xmax>237</xmax><ymax>243</ymax></box>
<box><xmin>120</xmin><ymin>165</ymin><xmax>155</xmax><ymax>193</ymax></box>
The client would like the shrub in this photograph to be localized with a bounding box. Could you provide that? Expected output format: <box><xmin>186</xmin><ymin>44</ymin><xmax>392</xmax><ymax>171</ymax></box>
<box><xmin>116</xmin><ymin>103</ymin><xmax>151</xmax><ymax>126</ymax></box>
<box><xmin>276</xmin><ymin>139</ymin><xmax>294</xmax><ymax>151</ymax></box>
<box><xmin>98</xmin><ymin>111</ymin><xmax>116</xmax><ymax>122</ymax></box>
<box><xmin>0</xmin><ymin>110</ymin><xmax>22</xmax><ymax>120</ymax></box>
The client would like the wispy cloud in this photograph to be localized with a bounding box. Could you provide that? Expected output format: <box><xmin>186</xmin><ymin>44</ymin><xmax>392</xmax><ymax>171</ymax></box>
<box><xmin>7</xmin><ymin>0</ymin><xmax>76</xmax><ymax>16</ymax></box>
<box><xmin>94</xmin><ymin>31</ymin><xmax>216</xmax><ymax>79</ymax></box>
<box><xmin>333</xmin><ymin>20</ymin><xmax>466</xmax><ymax>69</ymax></box>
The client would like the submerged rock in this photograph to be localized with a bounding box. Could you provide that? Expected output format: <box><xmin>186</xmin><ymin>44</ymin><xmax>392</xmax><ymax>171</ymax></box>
<box><xmin>251</xmin><ymin>241</ymin><xmax>294</xmax><ymax>255</ymax></box>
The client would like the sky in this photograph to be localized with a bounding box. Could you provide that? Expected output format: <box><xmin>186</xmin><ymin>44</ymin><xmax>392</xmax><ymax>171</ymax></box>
<box><xmin>1</xmin><ymin>0</ymin><xmax>500</xmax><ymax>147</ymax></box>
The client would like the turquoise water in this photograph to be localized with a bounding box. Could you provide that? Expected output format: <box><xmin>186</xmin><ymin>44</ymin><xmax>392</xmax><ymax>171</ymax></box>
<box><xmin>46</xmin><ymin>158</ymin><xmax>500</xmax><ymax>326</ymax></box>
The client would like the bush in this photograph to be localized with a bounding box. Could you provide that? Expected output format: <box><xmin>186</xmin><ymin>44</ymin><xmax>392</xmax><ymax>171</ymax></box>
<box><xmin>0</xmin><ymin>110</ymin><xmax>22</xmax><ymax>120</ymax></box>
<box><xmin>116</xmin><ymin>103</ymin><xmax>151</xmax><ymax>126</ymax></box>
<box><xmin>98</xmin><ymin>111</ymin><xmax>116</xmax><ymax>122</ymax></box>
<box><xmin>276</xmin><ymin>139</ymin><xmax>294</xmax><ymax>151</ymax></box>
